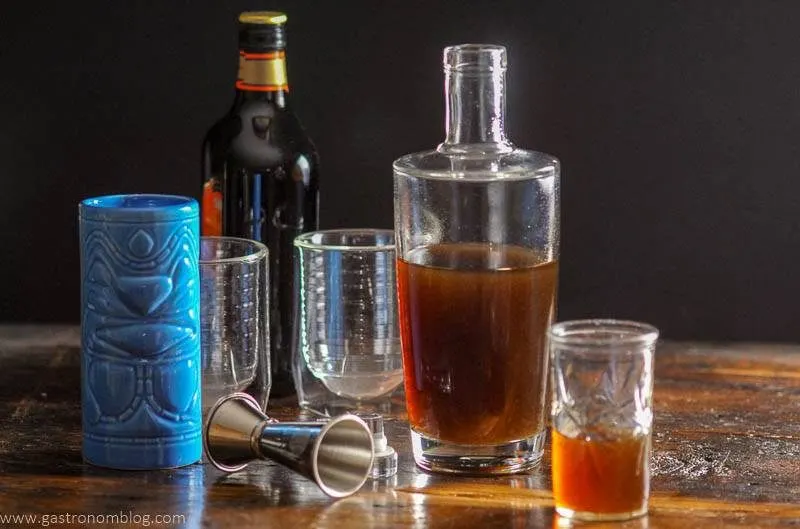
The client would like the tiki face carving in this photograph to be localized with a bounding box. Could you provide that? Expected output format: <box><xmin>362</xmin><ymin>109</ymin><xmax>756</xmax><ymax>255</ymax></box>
<box><xmin>81</xmin><ymin>220</ymin><xmax>200</xmax><ymax>439</ymax></box>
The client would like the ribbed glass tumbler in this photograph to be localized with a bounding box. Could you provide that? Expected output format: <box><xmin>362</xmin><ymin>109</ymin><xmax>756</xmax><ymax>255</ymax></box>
<box><xmin>293</xmin><ymin>229</ymin><xmax>403</xmax><ymax>417</ymax></box>
<box><xmin>200</xmin><ymin>236</ymin><xmax>270</xmax><ymax>413</ymax></box>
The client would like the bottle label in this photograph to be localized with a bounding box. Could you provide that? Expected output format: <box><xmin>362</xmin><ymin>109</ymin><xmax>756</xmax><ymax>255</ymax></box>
<box><xmin>201</xmin><ymin>179</ymin><xmax>222</xmax><ymax>236</ymax></box>
<box><xmin>236</xmin><ymin>51</ymin><xmax>289</xmax><ymax>92</ymax></box>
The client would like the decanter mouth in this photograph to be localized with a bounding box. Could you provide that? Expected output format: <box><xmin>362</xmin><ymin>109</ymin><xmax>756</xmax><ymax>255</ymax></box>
<box><xmin>443</xmin><ymin>44</ymin><xmax>507</xmax><ymax>74</ymax></box>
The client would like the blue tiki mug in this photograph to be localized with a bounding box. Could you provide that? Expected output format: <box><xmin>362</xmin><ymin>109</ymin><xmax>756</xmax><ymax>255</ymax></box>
<box><xmin>79</xmin><ymin>194</ymin><xmax>202</xmax><ymax>469</ymax></box>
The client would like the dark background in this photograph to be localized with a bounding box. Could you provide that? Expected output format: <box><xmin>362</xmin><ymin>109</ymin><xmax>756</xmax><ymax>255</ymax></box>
<box><xmin>2</xmin><ymin>1</ymin><xmax>799</xmax><ymax>341</ymax></box>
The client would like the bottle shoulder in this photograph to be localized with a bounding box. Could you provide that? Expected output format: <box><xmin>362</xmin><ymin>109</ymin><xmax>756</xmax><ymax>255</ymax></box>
<box><xmin>203</xmin><ymin>98</ymin><xmax>318</xmax><ymax>158</ymax></box>
<box><xmin>392</xmin><ymin>144</ymin><xmax>559</xmax><ymax>182</ymax></box>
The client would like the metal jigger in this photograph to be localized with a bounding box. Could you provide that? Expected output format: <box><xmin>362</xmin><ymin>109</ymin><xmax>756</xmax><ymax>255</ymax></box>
<box><xmin>203</xmin><ymin>393</ymin><xmax>375</xmax><ymax>498</ymax></box>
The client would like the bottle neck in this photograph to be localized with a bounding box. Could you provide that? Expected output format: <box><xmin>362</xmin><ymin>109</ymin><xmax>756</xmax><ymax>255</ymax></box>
<box><xmin>438</xmin><ymin>45</ymin><xmax>510</xmax><ymax>153</ymax></box>
<box><xmin>235</xmin><ymin>49</ymin><xmax>289</xmax><ymax>106</ymax></box>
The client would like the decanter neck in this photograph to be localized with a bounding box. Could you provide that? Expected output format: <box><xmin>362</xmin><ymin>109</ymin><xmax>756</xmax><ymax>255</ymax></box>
<box><xmin>439</xmin><ymin>44</ymin><xmax>511</xmax><ymax>153</ymax></box>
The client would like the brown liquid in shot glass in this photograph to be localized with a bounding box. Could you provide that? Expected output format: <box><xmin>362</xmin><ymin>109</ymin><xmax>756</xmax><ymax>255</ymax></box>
<box><xmin>551</xmin><ymin>429</ymin><xmax>651</xmax><ymax>515</ymax></box>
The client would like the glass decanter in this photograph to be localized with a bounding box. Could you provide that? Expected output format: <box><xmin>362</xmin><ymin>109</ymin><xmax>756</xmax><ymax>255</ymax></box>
<box><xmin>393</xmin><ymin>44</ymin><xmax>560</xmax><ymax>474</ymax></box>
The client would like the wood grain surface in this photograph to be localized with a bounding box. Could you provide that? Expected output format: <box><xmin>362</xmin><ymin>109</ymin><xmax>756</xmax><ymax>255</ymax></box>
<box><xmin>0</xmin><ymin>326</ymin><xmax>798</xmax><ymax>528</ymax></box>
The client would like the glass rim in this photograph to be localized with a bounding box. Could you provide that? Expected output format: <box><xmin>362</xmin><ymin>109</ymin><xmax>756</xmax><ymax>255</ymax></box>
<box><xmin>293</xmin><ymin>229</ymin><xmax>395</xmax><ymax>252</ymax></box>
<box><xmin>80</xmin><ymin>193</ymin><xmax>194</xmax><ymax>210</ymax></box>
<box><xmin>199</xmin><ymin>235</ymin><xmax>268</xmax><ymax>264</ymax></box>
<box><xmin>548</xmin><ymin>319</ymin><xmax>659</xmax><ymax>348</ymax></box>
<box><xmin>443</xmin><ymin>43</ymin><xmax>507</xmax><ymax>73</ymax></box>
<box><xmin>79</xmin><ymin>194</ymin><xmax>197</xmax><ymax>222</ymax></box>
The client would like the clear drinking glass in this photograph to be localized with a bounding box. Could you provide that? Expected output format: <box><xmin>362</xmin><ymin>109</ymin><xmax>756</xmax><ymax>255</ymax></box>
<box><xmin>549</xmin><ymin>319</ymin><xmax>658</xmax><ymax>522</ymax></box>
<box><xmin>293</xmin><ymin>229</ymin><xmax>403</xmax><ymax>417</ymax></box>
<box><xmin>200</xmin><ymin>236</ymin><xmax>270</xmax><ymax>412</ymax></box>
<box><xmin>393</xmin><ymin>44</ymin><xmax>560</xmax><ymax>474</ymax></box>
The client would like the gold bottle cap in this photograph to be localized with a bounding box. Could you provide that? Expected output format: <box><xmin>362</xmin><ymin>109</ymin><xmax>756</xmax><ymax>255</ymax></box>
<box><xmin>239</xmin><ymin>11</ymin><xmax>287</xmax><ymax>25</ymax></box>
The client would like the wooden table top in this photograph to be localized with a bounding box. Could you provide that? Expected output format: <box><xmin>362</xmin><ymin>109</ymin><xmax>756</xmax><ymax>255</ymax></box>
<box><xmin>1</xmin><ymin>325</ymin><xmax>799</xmax><ymax>528</ymax></box>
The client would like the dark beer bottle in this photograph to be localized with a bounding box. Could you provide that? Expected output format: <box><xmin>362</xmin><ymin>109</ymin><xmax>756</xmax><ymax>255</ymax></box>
<box><xmin>202</xmin><ymin>11</ymin><xmax>320</xmax><ymax>397</ymax></box>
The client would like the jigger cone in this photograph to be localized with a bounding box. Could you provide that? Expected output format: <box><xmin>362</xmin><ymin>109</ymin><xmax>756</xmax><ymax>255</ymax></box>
<box><xmin>204</xmin><ymin>393</ymin><xmax>375</xmax><ymax>498</ymax></box>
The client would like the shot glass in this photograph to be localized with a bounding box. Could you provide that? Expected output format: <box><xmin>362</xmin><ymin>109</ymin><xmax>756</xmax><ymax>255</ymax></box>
<box><xmin>549</xmin><ymin>319</ymin><xmax>658</xmax><ymax>522</ymax></box>
<box><xmin>200</xmin><ymin>236</ymin><xmax>270</xmax><ymax>412</ymax></box>
<box><xmin>293</xmin><ymin>229</ymin><xmax>403</xmax><ymax>417</ymax></box>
